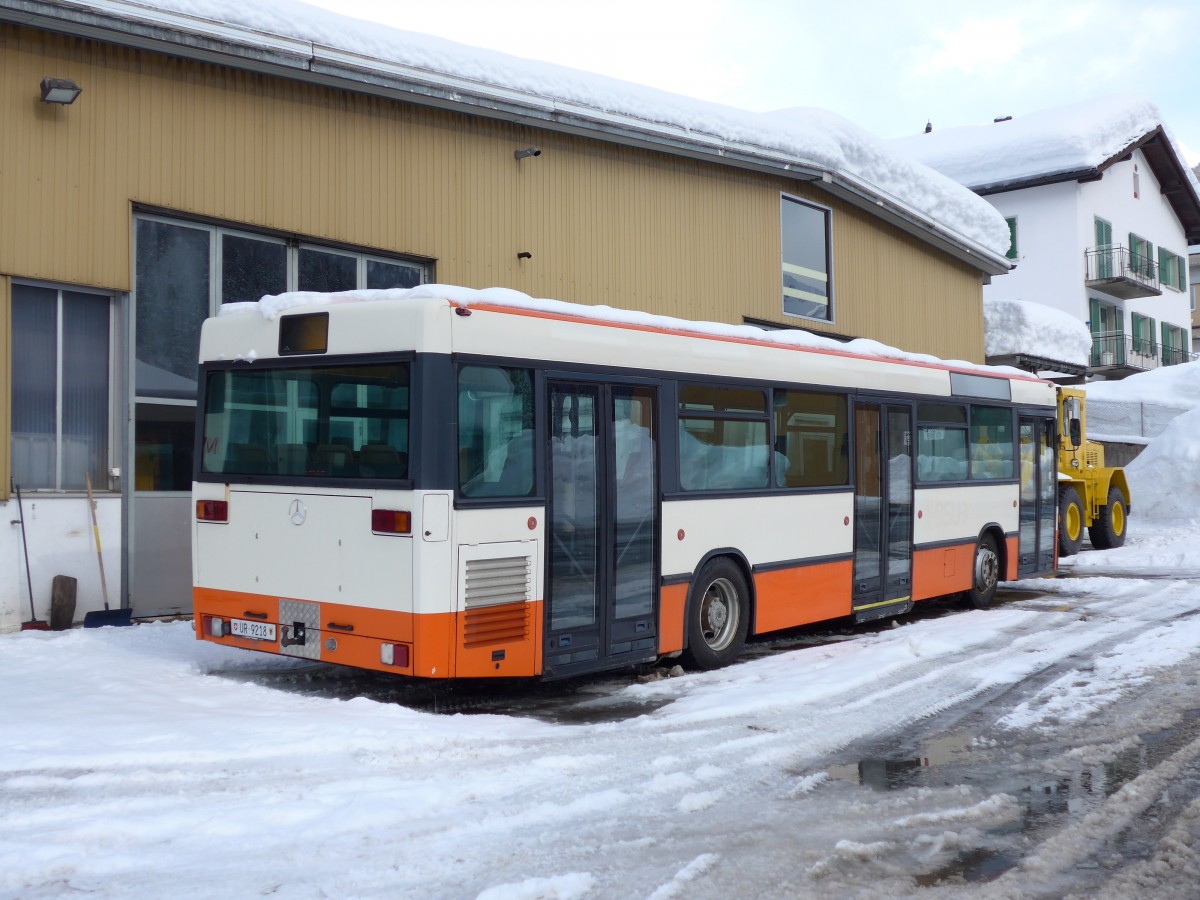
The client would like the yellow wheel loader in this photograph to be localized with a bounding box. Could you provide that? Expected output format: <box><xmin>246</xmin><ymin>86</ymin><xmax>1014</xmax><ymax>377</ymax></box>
<box><xmin>1056</xmin><ymin>387</ymin><xmax>1131</xmax><ymax>556</ymax></box>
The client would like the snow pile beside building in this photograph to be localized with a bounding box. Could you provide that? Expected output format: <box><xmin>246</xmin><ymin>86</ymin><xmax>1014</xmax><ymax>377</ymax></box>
<box><xmin>1085</xmin><ymin>360</ymin><xmax>1200</xmax><ymax>408</ymax></box>
<box><xmin>983</xmin><ymin>298</ymin><xmax>1092</xmax><ymax>366</ymax></box>
<box><xmin>891</xmin><ymin>94</ymin><xmax>1195</xmax><ymax>194</ymax></box>
<box><xmin>1125</xmin><ymin>404</ymin><xmax>1200</xmax><ymax>521</ymax></box>
<box><xmin>94</xmin><ymin>0</ymin><xmax>1012</xmax><ymax>257</ymax></box>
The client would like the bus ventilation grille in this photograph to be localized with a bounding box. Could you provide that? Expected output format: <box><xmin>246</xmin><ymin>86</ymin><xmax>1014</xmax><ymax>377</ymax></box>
<box><xmin>462</xmin><ymin>555</ymin><xmax>532</xmax><ymax>649</ymax></box>
<box><xmin>463</xmin><ymin>555</ymin><xmax>532</xmax><ymax>609</ymax></box>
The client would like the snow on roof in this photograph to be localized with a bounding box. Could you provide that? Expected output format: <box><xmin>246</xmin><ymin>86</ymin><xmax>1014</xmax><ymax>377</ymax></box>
<box><xmin>983</xmin><ymin>298</ymin><xmax>1092</xmax><ymax>368</ymax></box>
<box><xmin>64</xmin><ymin>0</ymin><xmax>1012</xmax><ymax>259</ymax></box>
<box><xmin>223</xmin><ymin>283</ymin><xmax>1035</xmax><ymax>379</ymax></box>
<box><xmin>891</xmin><ymin>94</ymin><xmax>1195</xmax><ymax>193</ymax></box>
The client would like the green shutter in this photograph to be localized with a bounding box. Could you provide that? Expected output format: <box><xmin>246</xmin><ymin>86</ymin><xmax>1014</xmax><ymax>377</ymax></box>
<box><xmin>1005</xmin><ymin>217</ymin><xmax>1017</xmax><ymax>260</ymax></box>
<box><xmin>1095</xmin><ymin>218</ymin><xmax>1112</xmax><ymax>246</ymax></box>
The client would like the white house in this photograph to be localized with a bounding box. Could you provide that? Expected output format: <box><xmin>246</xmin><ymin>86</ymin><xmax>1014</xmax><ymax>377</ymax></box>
<box><xmin>894</xmin><ymin>96</ymin><xmax>1200</xmax><ymax>379</ymax></box>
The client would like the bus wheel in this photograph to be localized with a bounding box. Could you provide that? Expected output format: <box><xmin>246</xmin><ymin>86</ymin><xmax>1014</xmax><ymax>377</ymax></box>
<box><xmin>1058</xmin><ymin>486</ymin><xmax>1084</xmax><ymax>557</ymax></box>
<box><xmin>964</xmin><ymin>534</ymin><xmax>1000</xmax><ymax>609</ymax></box>
<box><xmin>683</xmin><ymin>558</ymin><xmax>749</xmax><ymax>670</ymax></box>
<box><xmin>1088</xmin><ymin>487</ymin><xmax>1128</xmax><ymax>550</ymax></box>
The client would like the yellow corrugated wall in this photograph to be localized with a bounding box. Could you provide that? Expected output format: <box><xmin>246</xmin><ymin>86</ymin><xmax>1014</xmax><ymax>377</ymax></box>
<box><xmin>0</xmin><ymin>23</ymin><xmax>985</xmax><ymax>352</ymax></box>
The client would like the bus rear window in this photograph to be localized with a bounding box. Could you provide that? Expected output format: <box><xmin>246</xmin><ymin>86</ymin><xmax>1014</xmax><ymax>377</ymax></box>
<box><xmin>201</xmin><ymin>362</ymin><xmax>409</xmax><ymax>480</ymax></box>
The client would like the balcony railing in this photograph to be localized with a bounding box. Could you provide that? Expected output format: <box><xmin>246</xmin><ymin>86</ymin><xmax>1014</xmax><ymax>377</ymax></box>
<box><xmin>1091</xmin><ymin>331</ymin><xmax>1197</xmax><ymax>372</ymax></box>
<box><xmin>1085</xmin><ymin>246</ymin><xmax>1161</xmax><ymax>299</ymax></box>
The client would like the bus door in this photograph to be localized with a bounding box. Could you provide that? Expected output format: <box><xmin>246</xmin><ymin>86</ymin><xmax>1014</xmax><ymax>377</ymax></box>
<box><xmin>1017</xmin><ymin>416</ymin><xmax>1057</xmax><ymax>575</ymax></box>
<box><xmin>852</xmin><ymin>402</ymin><xmax>914</xmax><ymax>621</ymax></box>
<box><xmin>544</xmin><ymin>380</ymin><xmax>659</xmax><ymax>676</ymax></box>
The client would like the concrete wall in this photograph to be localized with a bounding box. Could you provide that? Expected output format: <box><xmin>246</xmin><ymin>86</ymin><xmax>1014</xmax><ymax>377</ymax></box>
<box><xmin>1</xmin><ymin>495</ymin><xmax>120</xmax><ymax>631</ymax></box>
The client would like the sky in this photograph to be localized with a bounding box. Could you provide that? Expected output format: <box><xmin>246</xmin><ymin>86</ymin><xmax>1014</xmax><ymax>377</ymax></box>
<box><xmin>295</xmin><ymin>0</ymin><xmax>1200</xmax><ymax>166</ymax></box>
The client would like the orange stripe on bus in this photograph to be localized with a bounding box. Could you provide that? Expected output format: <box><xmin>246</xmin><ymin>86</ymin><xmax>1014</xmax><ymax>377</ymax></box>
<box><xmin>912</xmin><ymin>543</ymin><xmax>975</xmax><ymax>601</ymax></box>
<box><xmin>456</xmin><ymin>301</ymin><xmax>1048</xmax><ymax>384</ymax></box>
<box><xmin>193</xmin><ymin>588</ymin><xmax>543</xmax><ymax>679</ymax></box>
<box><xmin>1006</xmin><ymin>535</ymin><xmax>1021</xmax><ymax>581</ymax></box>
<box><xmin>658</xmin><ymin>583</ymin><xmax>688</xmax><ymax>654</ymax></box>
<box><xmin>752</xmin><ymin>560</ymin><xmax>853</xmax><ymax>634</ymax></box>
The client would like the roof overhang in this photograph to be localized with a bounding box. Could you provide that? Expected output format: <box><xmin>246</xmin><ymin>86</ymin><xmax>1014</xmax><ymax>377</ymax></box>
<box><xmin>970</xmin><ymin>127</ymin><xmax>1200</xmax><ymax>245</ymax></box>
<box><xmin>985</xmin><ymin>353</ymin><xmax>1087</xmax><ymax>378</ymax></box>
<box><xmin>0</xmin><ymin>0</ymin><xmax>1012</xmax><ymax>276</ymax></box>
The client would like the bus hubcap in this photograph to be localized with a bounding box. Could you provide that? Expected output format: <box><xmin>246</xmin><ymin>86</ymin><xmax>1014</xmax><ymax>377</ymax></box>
<box><xmin>700</xmin><ymin>579</ymin><xmax>738</xmax><ymax>650</ymax></box>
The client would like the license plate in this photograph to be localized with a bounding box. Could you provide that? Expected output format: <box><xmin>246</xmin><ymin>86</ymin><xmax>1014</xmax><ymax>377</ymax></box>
<box><xmin>231</xmin><ymin>619</ymin><xmax>277</xmax><ymax>641</ymax></box>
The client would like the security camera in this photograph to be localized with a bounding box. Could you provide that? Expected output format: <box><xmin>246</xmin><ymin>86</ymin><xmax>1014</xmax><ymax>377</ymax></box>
<box><xmin>514</xmin><ymin>147</ymin><xmax>542</xmax><ymax>160</ymax></box>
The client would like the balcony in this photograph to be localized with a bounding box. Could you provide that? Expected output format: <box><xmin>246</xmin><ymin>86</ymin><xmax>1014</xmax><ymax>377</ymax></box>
<box><xmin>1091</xmin><ymin>332</ymin><xmax>1197</xmax><ymax>376</ymax></box>
<box><xmin>1085</xmin><ymin>246</ymin><xmax>1161</xmax><ymax>299</ymax></box>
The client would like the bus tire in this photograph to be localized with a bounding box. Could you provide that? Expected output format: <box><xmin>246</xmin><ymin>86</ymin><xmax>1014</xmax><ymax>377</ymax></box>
<box><xmin>683</xmin><ymin>558</ymin><xmax>749</xmax><ymax>670</ymax></box>
<box><xmin>1088</xmin><ymin>487</ymin><xmax>1128</xmax><ymax>550</ymax></box>
<box><xmin>1058</xmin><ymin>486</ymin><xmax>1084</xmax><ymax>557</ymax></box>
<box><xmin>964</xmin><ymin>534</ymin><xmax>1000</xmax><ymax>609</ymax></box>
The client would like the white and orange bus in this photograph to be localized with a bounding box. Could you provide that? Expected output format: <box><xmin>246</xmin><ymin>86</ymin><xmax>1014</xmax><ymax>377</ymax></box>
<box><xmin>192</xmin><ymin>289</ymin><xmax>1059</xmax><ymax>679</ymax></box>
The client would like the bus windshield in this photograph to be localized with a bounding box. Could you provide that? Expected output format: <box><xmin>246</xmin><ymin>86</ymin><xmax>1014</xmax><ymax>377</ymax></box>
<box><xmin>200</xmin><ymin>361</ymin><xmax>410</xmax><ymax>480</ymax></box>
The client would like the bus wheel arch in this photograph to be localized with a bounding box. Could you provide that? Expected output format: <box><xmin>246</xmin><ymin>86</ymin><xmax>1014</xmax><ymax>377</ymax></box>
<box><xmin>682</xmin><ymin>551</ymin><xmax>753</xmax><ymax>670</ymax></box>
<box><xmin>964</xmin><ymin>527</ymin><xmax>1003</xmax><ymax>610</ymax></box>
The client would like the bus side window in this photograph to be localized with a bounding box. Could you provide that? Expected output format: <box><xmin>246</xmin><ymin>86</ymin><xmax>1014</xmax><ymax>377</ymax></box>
<box><xmin>458</xmin><ymin>365</ymin><xmax>535</xmax><ymax>498</ymax></box>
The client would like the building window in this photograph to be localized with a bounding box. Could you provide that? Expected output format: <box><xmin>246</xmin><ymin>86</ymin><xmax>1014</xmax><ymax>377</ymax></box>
<box><xmin>1191</xmin><ymin>282</ymin><xmax>1198</xmax><ymax>313</ymax></box>
<box><xmin>11</xmin><ymin>284</ymin><xmax>113</xmax><ymax>491</ymax></box>
<box><xmin>1161</xmin><ymin>322</ymin><xmax>1189</xmax><ymax>366</ymax></box>
<box><xmin>1131</xmin><ymin>312</ymin><xmax>1157</xmax><ymax>360</ymax></box>
<box><xmin>134</xmin><ymin>212</ymin><xmax>430</xmax><ymax>492</ymax></box>
<box><xmin>1157</xmin><ymin>248</ymin><xmax>1186</xmax><ymax>292</ymax></box>
<box><xmin>1129</xmin><ymin>233</ymin><xmax>1155</xmax><ymax>279</ymax></box>
<box><xmin>781</xmin><ymin>195</ymin><xmax>832</xmax><ymax>321</ymax></box>
<box><xmin>1005</xmin><ymin>217</ymin><xmax>1018</xmax><ymax>260</ymax></box>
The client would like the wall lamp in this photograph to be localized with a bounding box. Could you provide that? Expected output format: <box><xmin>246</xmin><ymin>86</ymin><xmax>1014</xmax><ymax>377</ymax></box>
<box><xmin>40</xmin><ymin>77</ymin><xmax>82</xmax><ymax>105</ymax></box>
<box><xmin>514</xmin><ymin>147</ymin><xmax>541</xmax><ymax>160</ymax></box>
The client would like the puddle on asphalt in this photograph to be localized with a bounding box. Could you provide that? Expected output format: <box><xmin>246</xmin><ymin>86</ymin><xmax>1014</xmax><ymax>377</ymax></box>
<box><xmin>815</xmin><ymin>708</ymin><xmax>1200</xmax><ymax>884</ymax></box>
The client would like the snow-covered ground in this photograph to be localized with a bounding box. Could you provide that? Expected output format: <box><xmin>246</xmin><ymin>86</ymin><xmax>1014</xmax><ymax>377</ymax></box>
<box><xmin>4</xmin><ymin>527</ymin><xmax>1200</xmax><ymax>898</ymax></box>
<box><xmin>6</xmin><ymin>341</ymin><xmax>1200</xmax><ymax>900</ymax></box>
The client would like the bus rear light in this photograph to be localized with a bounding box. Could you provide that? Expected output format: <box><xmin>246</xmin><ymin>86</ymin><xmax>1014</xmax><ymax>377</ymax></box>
<box><xmin>197</xmin><ymin>500</ymin><xmax>228</xmax><ymax>522</ymax></box>
<box><xmin>205</xmin><ymin>616</ymin><xmax>228</xmax><ymax>637</ymax></box>
<box><xmin>381</xmin><ymin>643</ymin><xmax>410</xmax><ymax>667</ymax></box>
<box><xmin>371</xmin><ymin>509</ymin><xmax>411</xmax><ymax>534</ymax></box>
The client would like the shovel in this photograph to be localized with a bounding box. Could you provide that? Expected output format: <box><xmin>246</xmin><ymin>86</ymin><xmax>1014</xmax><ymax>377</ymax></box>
<box><xmin>14</xmin><ymin>479</ymin><xmax>49</xmax><ymax>631</ymax></box>
<box><xmin>82</xmin><ymin>471</ymin><xmax>132</xmax><ymax>628</ymax></box>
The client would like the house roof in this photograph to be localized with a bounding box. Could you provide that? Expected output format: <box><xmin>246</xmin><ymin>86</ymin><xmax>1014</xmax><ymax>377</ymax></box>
<box><xmin>891</xmin><ymin>95</ymin><xmax>1200</xmax><ymax>245</ymax></box>
<box><xmin>0</xmin><ymin>0</ymin><xmax>1014</xmax><ymax>274</ymax></box>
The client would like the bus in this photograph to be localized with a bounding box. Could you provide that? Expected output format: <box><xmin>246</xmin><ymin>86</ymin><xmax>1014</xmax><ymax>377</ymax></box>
<box><xmin>192</xmin><ymin>288</ymin><xmax>1059</xmax><ymax>680</ymax></box>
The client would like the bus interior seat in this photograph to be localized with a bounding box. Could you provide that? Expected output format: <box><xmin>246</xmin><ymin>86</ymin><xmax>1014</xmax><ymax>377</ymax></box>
<box><xmin>360</xmin><ymin>444</ymin><xmax>407</xmax><ymax>478</ymax></box>
<box><xmin>231</xmin><ymin>443</ymin><xmax>270</xmax><ymax>473</ymax></box>
<box><xmin>313</xmin><ymin>443</ymin><xmax>354</xmax><ymax>475</ymax></box>
<box><xmin>276</xmin><ymin>443</ymin><xmax>308</xmax><ymax>475</ymax></box>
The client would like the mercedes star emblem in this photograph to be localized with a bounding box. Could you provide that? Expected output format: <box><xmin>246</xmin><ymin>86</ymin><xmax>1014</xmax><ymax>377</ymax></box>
<box><xmin>288</xmin><ymin>499</ymin><xmax>307</xmax><ymax>526</ymax></box>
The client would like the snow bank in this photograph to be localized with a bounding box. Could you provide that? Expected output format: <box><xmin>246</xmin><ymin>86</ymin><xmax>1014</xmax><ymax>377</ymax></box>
<box><xmin>83</xmin><ymin>0</ymin><xmax>1010</xmax><ymax>257</ymax></box>
<box><xmin>226</xmin><ymin>283</ymin><xmax>1030</xmax><ymax>377</ymax></box>
<box><xmin>891</xmin><ymin>94</ymin><xmax>1198</xmax><ymax>196</ymax></box>
<box><xmin>983</xmin><ymin>297</ymin><xmax>1092</xmax><ymax>366</ymax></box>
<box><xmin>1085</xmin><ymin>359</ymin><xmax>1200</xmax><ymax>408</ymax></box>
<box><xmin>1124</xmin><ymin>404</ymin><xmax>1200</xmax><ymax>522</ymax></box>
